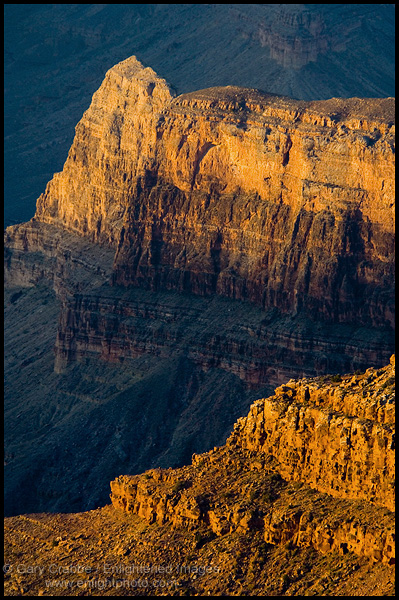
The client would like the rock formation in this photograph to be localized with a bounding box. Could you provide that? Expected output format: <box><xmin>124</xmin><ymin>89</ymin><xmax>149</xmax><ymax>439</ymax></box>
<box><xmin>5</xmin><ymin>5</ymin><xmax>395</xmax><ymax>228</ymax></box>
<box><xmin>33</xmin><ymin>56</ymin><xmax>395</xmax><ymax>333</ymax></box>
<box><xmin>231</xmin><ymin>355</ymin><xmax>395</xmax><ymax>513</ymax></box>
<box><xmin>110</xmin><ymin>356</ymin><xmax>395</xmax><ymax>562</ymax></box>
<box><xmin>4</xmin><ymin>55</ymin><xmax>395</xmax><ymax>519</ymax></box>
<box><xmin>4</xmin><ymin>358</ymin><xmax>395</xmax><ymax>596</ymax></box>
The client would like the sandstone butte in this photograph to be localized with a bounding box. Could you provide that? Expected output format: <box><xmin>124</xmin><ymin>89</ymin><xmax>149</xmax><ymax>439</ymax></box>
<box><xmin>4</xmin><ymin>55</ymin><xmax>395</xmax><ymax>379</ymax></box>
<box><xmin>4</xmin><ymin>357</ymin><xmax>395</xmax><ymax>596</ymax></box>
<box><xmin>29</xmin><ymin>55</ymin><xmax>394</xmax><ymax>329</ymax></box>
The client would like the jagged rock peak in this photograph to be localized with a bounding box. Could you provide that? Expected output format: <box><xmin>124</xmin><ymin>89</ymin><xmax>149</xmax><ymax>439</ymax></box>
<box><xmin>102</xmin><ymin>54</ymin><xmax>175</xmax><ymax>98</ymax></box>
<box><xmin>107</xmin><ymin>55</ymin><xmax>157</xmax><ymax>79</ymax></box>
<box><xmin>34</xmin><ymin>55</ymin><xmax>174</xmax><ymax>244</ymax></box>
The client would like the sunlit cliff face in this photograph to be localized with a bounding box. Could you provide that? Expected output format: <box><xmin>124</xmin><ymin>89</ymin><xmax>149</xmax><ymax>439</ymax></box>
<box><xmin>34</xmin><ymin>56</ymin><xmax>395</xmax><ymax>329</ymax></box>
<box><xmin>111</xmin><ymin>355</ymin><xmax>395</xmax><ymax>564</ymax></box>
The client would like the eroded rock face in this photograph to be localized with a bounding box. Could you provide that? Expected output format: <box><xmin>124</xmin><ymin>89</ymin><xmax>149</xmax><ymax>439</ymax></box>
<box><xmin>4</xmin><ymin>219</ymin><xmax>392</xmax><ymax>518</ymax></box>
<box><xmin>110</xmin><ymin>357</ymin><xmax>395</xmax><ymax>565</ymax></box>
<box><xmin>35</xmin><ymin>57</ymin><xmax>174</xmax><ymax>245</ymax></box>
<box><xmin>3</xmin><ymin>56</ymin><xmax>395</xmax><ymax>520</ymax></box>
<box><xmin>33</xmin><ymin>56</ymin><xmax>395</xmax><ymax>329</ymax></box>
<box><xmin>230</xmin><ymin>355</ymin><xmax>395</xmax><ymax>512</ymax></box>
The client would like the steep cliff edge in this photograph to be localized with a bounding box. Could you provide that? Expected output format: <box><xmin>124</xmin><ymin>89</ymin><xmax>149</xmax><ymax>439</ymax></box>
<box><xmin>33</xmin><ymin>56</ymin><xmax>395</xmax><ymax>330</ymax></box>
<box><xmin>230</xmin><ymin>355</ymin><xmax>395</xmax><ymax>512</ymax></box>
<box><xmin>34</xmin><ymin>57</ymin><xmax>173</xmax><ymax>245</ymax></box>
<box><xmin>5</xmin><ymin>5</ymin><xmax>394</xmax><ymax>230</ymax></box>
<box><xmin>4</xmin><ymin>359</ymin><xmax>395</xmax><ymax>596</ymax></box>
<box><xmin>110</xmin><ymin>356</ymin><xmax>395</xmax><ymax>562</ymax></box>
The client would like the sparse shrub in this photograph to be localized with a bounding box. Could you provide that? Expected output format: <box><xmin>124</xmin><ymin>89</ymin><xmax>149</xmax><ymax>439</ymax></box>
<box><xmin>220</xmin><ymin>490</ymin><xmax>234</xmax><ymax>502</ymax></box>
<box><xmin>257</xmin><ymin>541</ymin><xmax>271</xmax><ymax>558</ymax></box>
<box><xmin>193</xmin><ymin>529</ymin><xmax>214</xmax><ymax>549</ymax></box>
<box><xmin>249</xmin><ymin>489</ymin><xmax>258</xmax><ymax>502</ymax></box>
<box><xmin>330</xmin><ymin>374</ymin><xmax>342</xmax><ymax>383</ymax></box>
<box><xmin>381</xmin><ymin>376</ymin><xmax>395</xmax><ymax>390</ymax></box>
<box><xmin>280</xmin><ymin>574</ymin><xmax>291</xmax><ymax>590</ymax></box>
<box><xmin>10</xmin><ymin>291</ymin><xmax>23</xmax><ymax>304</ymax></box>
<box><xmin>172</xmin><ymin>480</ymin><xmax>189</xmax><ymax>494</ymax></box>
<box><xmin>260</xmin><ymin>491</ymin><xmax>272</xmax><ymax>503</ymax></box>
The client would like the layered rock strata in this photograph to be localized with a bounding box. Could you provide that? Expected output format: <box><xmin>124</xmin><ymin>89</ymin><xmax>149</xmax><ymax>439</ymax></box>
<box><xmin>2</xmin><ymin>360</ymin><xmax>395</xmax><ymax>597</ymax></box>
<box><xmin>110</xmin><ymin>357</ymin><xmax>395</xmax><ymax>565</ymax></box>
<box><xmin>231</xmin><ymin>355</ymin><xmax>395</xmax><ymax>512</ymax></box>
<box><xmin>4</xmin><ymin>220</ymin><xmax>115</xmax><ymax>299</ymax></box>
<box><xmin>5</xmin><ymin>220</ymin><xmax>392</xmax><ymax>386</ymax></box>
<box><xmin>4</xmin><ymin>55</ymin><xmax>395</xmax><ymax>521</ymax></box>
<box><xmin>3</xmin><ymin>501</ymin><xmax>395</xmax><ymax>597</ymax></box>
<box><xmin>52</xmin><ymin>284</ymin><xmax>393</xmax><ymax>382</ymax></box>
<box><xmin>33</xmin><ymin>55</ymin><xmax>395</xmax><ymax>331</ymax></box>
<box><xmin>111</xmin><ymin>463</ymin><xmax>394</xmax><ymax>565</ymax></box>
<box><xmin>4</xmin><ymin>219</ymin><xmax>392</xmax><ymax>518</ymax></box>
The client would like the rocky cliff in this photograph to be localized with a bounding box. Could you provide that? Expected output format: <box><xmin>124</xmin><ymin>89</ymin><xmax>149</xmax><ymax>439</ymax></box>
<box><xmin>4</xmin><ymin>359</ymin><xmax>394</xmax><ymax>596</ymax></box>
<box><xmin>34</xmin><ymin>56</ymin><xmax>395</xmax><ymax>331</ymax></box>
<box><xmin>4</xmin><ymin>217</ymin><xmax>392</xmax><ymax>519</ymax></box>
<box><xmin>5</xmin><ymin>5</ymin><xmax>395</xmax><ymax>228</ymax></box>
<box><xmin>230</xmin><ymin>355</ymin><xmax>395</xmax><ymax>513</ymax></box>
<box><xmin>110</xmin><ymin>356</ymin><xmax>395</xmax><ymax>564</ymax></box>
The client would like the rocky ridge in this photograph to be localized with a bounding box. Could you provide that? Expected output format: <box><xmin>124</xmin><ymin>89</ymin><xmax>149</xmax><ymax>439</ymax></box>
<box><xmin>110</xmin><ymin>356</ymin><xmax>395</xmax><ymax>564</ymax></box>
<box><xmin>4</xmin><ymin>55</ymin><xmax>395</xmax><ymax>519</ymax></box>
<box><xmin>4</xmin><ymin>358</ymin><xmax>395</xmax><ymax>596</ymax></box>
<box><xmin>230</xmin><ymin>356</ymin><xmax>395</xmax><ymax>512</ymax></box>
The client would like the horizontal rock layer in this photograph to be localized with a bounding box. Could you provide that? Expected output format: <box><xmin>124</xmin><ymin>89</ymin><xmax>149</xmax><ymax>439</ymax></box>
<box><xmin>111</xmin><ymin>464</ymin><xmax>394</xmax><ymax>565</ymax></box>
<box><xmin>4</xmin><ymin>220</ymin><xmax>393</xmax><ymax>518</ymax></box>
<box><xmin>33</xmin><ymin>55</ymin><xmax>395</xmax><ymax>330</ymax></box>
<box><xmin>5</xmin><ymin>221</ymin><xmax>393</xmax><ymax>385</ymax></box>
<box><xmin>52</xmin><ymin>286</ymin><xmax>394</xmax><ymax>384</ymax></box>
<box><xmin>4</xmin><ymin>220</ymin><xmax>115</xmax><ymax>299</ymax></box>
<box><xmin>4</xmin><ymin>56</ymin><xmax>396</xmax><ymax>527</ymax></box>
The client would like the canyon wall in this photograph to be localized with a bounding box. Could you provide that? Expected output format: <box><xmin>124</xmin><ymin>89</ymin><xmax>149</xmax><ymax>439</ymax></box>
<box><xmin>34</xmin><ymin>56</ymin><xmax>395</xmax><ymax>331</ymax></box>
<box><xmin>4</xmin><ymin>217</ymin><xmax>392</xmax><ymax>517</ymax></box>
<box><xmin>6</xmin><ymin>5</ymin><xmax>394</xmax><ymax>229</ymax></box>
<box><xmin>230</xmin><ymin>355</ymin><xmax>395</xmax><ymax>512</ymax></box>
<box><xmin>52</xmin><ymin>283</ymin><xmax>392</xmax><ymax>383</ymax></box>
<box><xmin>4</xmin><ymin>55</ymin><xmax>395</xmax><ymax>517</ymax></box>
